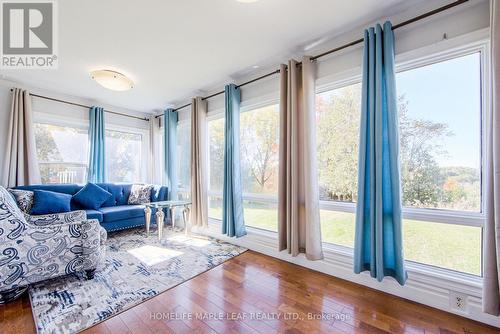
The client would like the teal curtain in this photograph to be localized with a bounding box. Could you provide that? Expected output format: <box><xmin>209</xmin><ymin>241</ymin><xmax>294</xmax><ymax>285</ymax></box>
<box><xmin>354</xmin><ymin>22</ymin><xmax>407</xmax><ymax>285</ymax></box>
<box><xmin>222</xmin><ymin>84</ymin><xmax>246</xmax><ymax>237</ymax></box>
<box><xmin>164</xmin><ymin>108</ymin><xmax>178</xmax><ymax>200</ymax></box>
<box><xmin>88</xmin><ymin>106</ymin><xmax>105</xmax><ymax>183</ymax></box>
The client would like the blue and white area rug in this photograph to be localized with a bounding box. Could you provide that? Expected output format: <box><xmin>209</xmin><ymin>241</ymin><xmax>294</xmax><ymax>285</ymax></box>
<box><xmin>29</xmin><ymin>228</ymin><xmax>246</xmax><ymax>334</ymax></box>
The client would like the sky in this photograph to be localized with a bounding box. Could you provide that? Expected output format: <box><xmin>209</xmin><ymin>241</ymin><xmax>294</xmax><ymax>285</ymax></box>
<box><xmin>396</xmin><ymin>53</ymin><xmax>482</xmax><ymax>169</ymax></box>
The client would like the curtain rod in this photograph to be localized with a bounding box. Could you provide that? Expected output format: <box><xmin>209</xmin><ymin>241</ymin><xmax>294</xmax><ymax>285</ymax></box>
<box><xmin>10</xmin><ymin>88</ymin><xmax>150</xmax><ymax>122</ymax></box>
<box><xmin>156</xmin><ymin>0</ymin><xmax>469</xmax><ymax>118</ymax></box>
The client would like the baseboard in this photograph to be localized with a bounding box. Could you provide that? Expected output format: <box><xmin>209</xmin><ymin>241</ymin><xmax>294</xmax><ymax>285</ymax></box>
<box><xmin>197</xmin><ymin>224</ymin><xmax>500</xmax><ymax>328</ymax></box>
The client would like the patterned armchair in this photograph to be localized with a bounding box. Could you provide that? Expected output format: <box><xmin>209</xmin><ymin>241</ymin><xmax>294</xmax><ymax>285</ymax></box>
<box><xmin>0</xmin><ymin>186</ymin><xmax>107</xmax><ymax>303</ymax></box>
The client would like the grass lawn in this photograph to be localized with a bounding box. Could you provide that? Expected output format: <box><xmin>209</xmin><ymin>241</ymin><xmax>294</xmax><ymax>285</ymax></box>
<box><xmin>209</xmin><ymin>206</ymin><xmax>481</xmax><ymax>276</ymax></box>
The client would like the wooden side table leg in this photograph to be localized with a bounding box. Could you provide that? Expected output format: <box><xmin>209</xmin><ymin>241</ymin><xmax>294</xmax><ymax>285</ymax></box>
<box><xmin>144</xmin><ymin>206</ymin><xmax>151</xmax><ymax>237</ymax></box>
<box><xmin>156</xmin><ymin>208</ymin><xmax>164</xmax><ymax>241</ymax></box>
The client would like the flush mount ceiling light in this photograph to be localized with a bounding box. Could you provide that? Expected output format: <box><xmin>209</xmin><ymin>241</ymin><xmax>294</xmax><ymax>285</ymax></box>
<box><xmin>236</xmin><ymin>0</ymin><xmax>260</xmax><ymax>3</ymax></box>
<box><xmin>90</xmin><ymin>70</ymin><xmax>134</xmax><ymax>91</ymax></box>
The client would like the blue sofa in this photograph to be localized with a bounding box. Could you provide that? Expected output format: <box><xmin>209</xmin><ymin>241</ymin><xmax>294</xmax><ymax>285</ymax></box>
<box><xmin>14</xmin><ymin>183</ymin><xmax>168</xmax><ymax>232</ymax></box>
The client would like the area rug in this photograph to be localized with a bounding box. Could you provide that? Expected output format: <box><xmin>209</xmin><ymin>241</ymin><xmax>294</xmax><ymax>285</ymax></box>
<box><xmin>28</xmin><ymin>227</ymin><xmax>247</xmax><ymax>334</ymax></box>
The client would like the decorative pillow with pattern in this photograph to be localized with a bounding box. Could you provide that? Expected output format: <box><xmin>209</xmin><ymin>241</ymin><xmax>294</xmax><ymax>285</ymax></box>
<box><xmin>8</xmin><ymin>189</ymin><xmax>34</xmax><ymax>214</ymax></box>
<box><xmin>0</xmin><ymin>186</ymin><xmax>28</xmax><ymax>225</ymax></box>
<box><xmin>128</xmin><ymin>184</ymin><xmax>154</xmax><ymax>204</ymax></box>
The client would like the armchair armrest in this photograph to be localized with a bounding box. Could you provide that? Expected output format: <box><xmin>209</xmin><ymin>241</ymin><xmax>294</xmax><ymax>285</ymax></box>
<box><xmin>0</xmin><ymin>218</ymin><xmax>105</xmax><ymax>290</ymax></box>
<box><xmin>26</xmin><ymin>210</ymin><xmax>87</xmax><ymax>227</ymax></box>
<box><xmin>25</xmin><ymin>218</ymin><xmax>104</xmax><ymax>269</ymax></box>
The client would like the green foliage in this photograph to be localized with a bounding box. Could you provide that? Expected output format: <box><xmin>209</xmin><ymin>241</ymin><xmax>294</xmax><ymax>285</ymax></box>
<box><xmin>240</xmin><ymin>106</ymin><xmax>279</xmax><ymax>193</ymax></box>
<box><xmin>316</xmin><ymin>88</ymin><xmax>480</xmax><ymax>211</ymax></box>
<box><xmin>316</xmin><ymin>84</ymin><xmax>361</xmax><ymax>202</ymax></box>
<box><xmin>208</xmin><ymin>119</ymin><xmax>225</xmax><ymax>192</ymax></box>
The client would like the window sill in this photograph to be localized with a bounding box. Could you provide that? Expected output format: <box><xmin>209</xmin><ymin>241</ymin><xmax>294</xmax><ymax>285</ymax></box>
<box><xmin>206</xmin><ymin>218</ymin><xmax>482</xmax><ymax>293</ymax></box>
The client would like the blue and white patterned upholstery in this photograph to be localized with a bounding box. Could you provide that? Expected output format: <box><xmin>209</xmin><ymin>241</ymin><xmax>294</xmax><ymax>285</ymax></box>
<box><xmin>0</xmin><ymin>186</ymin><xmax>106</xmax><ymax>294</ymax></box>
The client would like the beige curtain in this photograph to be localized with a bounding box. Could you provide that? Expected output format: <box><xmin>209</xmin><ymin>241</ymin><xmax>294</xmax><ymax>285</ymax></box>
<box><xmin>190</xmin><ymin>97</ymin><xmax>208</xmax><ymax>228</ymax></box>
<box><xmin>484</xmin><ymin>0</ymin><xmax>500</xmax><ymax>316</ymax></box>
<box><xmin>1</xmin><ymin>88</ymin><xmax>40</xmax><ymax>187</ymax></box>
<box><xmin>149</xmin><ymin>116</ymin><xmax>162</xmax><ymax>184</ymax></box>
<box><xmin>278</xmin><ymin>57</ymin><xmax>323</xmax><ymax>260</ymax></box>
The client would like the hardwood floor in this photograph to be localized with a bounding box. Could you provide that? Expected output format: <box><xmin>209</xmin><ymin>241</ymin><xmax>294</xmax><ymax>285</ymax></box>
<box><xmin>0</xmin><ymin>251</ymin><xmax>498</xmax><ymax>334</ymax></box>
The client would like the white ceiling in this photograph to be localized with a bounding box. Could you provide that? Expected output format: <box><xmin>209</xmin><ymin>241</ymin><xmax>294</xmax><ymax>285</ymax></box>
<box><xmin>1</xmin><ymin>0</ymin><xmax>415</xmax><ymax>114</ymax></box>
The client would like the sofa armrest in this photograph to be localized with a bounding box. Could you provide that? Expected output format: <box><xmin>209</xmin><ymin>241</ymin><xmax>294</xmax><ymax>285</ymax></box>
<box><xmin>26</xmin><ymin>210</ymin><xmax>87</xmax><ymax>227</ymax></box>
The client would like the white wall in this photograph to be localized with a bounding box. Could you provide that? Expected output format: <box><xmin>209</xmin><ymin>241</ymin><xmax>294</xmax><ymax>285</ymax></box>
<box><xmin>0</xmin><ymin>78</ymin><xmax>152</xmax><ymax>186</ymax></box>
<box><xmin>179</xmin><ymin>0</ymin><xmax>489</xmax><ymax>118</ymax></box>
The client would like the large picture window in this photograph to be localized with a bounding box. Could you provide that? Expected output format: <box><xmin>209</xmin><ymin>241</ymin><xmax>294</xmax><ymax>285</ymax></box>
<box><xmin>207</xmin><ymin>104</ymin><xmax>280</xmax><ymax>231</ymax></box>
<box><xmin>208</xmin><ymin>117</ymin><xmax>224</xmax><ymax>220</ymax></box>
<box><xmin>105</xmin><ymin>129</ymin><xmax>143</xmax><ymax>183</ymax></box>
<box><xmin>316</xmin><ymin>51</ymin><xmax>484</xmax><ymax>275</ymax></box>
<box><xmin>35</xmin><ymin>123</ymin><xmax>89</xmax><ymax>184</ymax></box>
<box><xmin>240</xmin><ymin>104</ymin><xmax>279</xmax><ymax>231</ymax></box>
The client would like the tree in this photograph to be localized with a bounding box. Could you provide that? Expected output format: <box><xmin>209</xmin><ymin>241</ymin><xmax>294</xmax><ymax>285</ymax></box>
<box><xmin>315</xmin><ymin>87</ymin><xmax>453</xmax><ymax>208</ymax></box>
<box><xmin>240</xmin><ymin>106</ymin><xmax>279</xmax><ymax>193</ymax></box>
<box><xmin>398</xmin><ymin>95</ymin><xmax>452</xmax><ymax>207</ymax></box>
<box><xmin>316</xmin><ymin>84</ymin><xmax>361</xmax><ymax>201</ymax></box>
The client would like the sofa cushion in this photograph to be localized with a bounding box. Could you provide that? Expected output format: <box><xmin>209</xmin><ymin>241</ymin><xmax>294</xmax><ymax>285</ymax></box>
<box><xmin>97</xmin><ymin>183</ymin><xmax>133</xmax><ymax>207</ymax></box>
<box><xmin>99</xmin><ymin>205</ymin><xmax>145</xmax><ymax>223</ymax></box>
<box><xmin>85</xmin><ymin>209</ymin><xmax>104</xmax><ymax>222</ymax></box>
<box><xmin>128</xmin><ymin>184</ymin><xmax>154</xmax><ymax>204</ymax></box>
<box><xmin>31</xmin><ymin>190</ymin><xmax>72</xmax><ymax>215</ymax></box>
<box><xmin>73</xmin><ymin>183</ymin><xmax>112</xmax><ymax>210</ymax></box>
<box><xmin>15</xmin><ymin>184</ymin><xmax>82</xmax><ymax>196</ymax></box>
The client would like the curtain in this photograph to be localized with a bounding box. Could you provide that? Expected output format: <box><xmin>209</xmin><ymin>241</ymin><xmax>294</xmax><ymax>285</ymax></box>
<box><xmin>278</xmin><ymin>57</ymin><xmax>323</xmax><ymax>260</ymax></box>
<box><xmin>1</xmin><ymin>88</ymin><xmax>41</xmax><ymax>187</ymax></box>
<box><xmin>222</xmin><ymin>84</ymin><xmax>246</xmax><ymax>237</ymax></box>
<box><xmin>353</xmin><ymin>22</ymin><xmax>406</xmax><ymax>285</ymax></box>
<box><xmin>149</xmin><ymin>116</ymin><xmax>162</xmax><ymax>184</ymax></box>
<box><xmin>190</xmin><ymin>97</ymin><xmax>208</xmax><ymax>228</ymax></box>
<box><xmin>483</xmin><ymin>0</ymin><xmax>500</xmax><ymax>316</ymax></box>
<box><xmin>164</xmin><ymin>108</ymin><xmax>178</xmax><ymax>200</ymax></box>
<box><xmin>88</xmin><ymin>106</ymin><xmax>106</xmax><ymax>183</ymax></box>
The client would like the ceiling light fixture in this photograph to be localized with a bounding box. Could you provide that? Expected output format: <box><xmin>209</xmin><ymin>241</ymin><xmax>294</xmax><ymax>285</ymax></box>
<box><xmin>90</xmin><ymin>70</ymin><xmax>134</xmax><ymax>91</ymax></box>
<box><xmin>236</xmin><ymin>0</ymin><xmax>260</xmax><ymax>3</ymax></box>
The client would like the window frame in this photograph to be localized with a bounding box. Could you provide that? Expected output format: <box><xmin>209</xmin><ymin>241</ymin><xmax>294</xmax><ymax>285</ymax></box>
<box><xmin>34</xmin><ymin>112</ymin><xmax>90</xmax><ymax>184</ymax></box>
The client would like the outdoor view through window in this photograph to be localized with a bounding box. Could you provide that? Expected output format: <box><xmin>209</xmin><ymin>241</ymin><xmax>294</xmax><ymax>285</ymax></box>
<box><xmin>207</xmin><ymin>53</ymin><xmax>482</xmax><ymax>275</ymax></box>
<box><xmin>315</xmin><ymin>52</ymin><xmax>482</xmax><ymax>275</ymax></box>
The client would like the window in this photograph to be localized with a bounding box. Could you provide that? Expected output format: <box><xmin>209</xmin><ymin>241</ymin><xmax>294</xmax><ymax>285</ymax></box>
<box><xmin>177</xmin><ymin>122</ymin><xmax>191</xmax><ymax>200</ymax></box>
<box><xmin>35</xmin><ymin>123</ymin><xmax>89</xmax><ymax>184</ymax></box>
<box><xmin>208</xmin><ymin>117</ymin><xmax>224</xmax><ymax>220</ymax></box>
<box><xmin>316</xmin><ymin>83</ymin><xmax>361</xmax><ymax>247</ymax></box>
<box><xmin>316</xmin><ymin>51</ymin><xmax>484</xmax><ymax>275</ymax></box>
<box><xmin>207</xmin><ymin>104</ymin><xmax>280</xmax><ymax>232</ymax></box>
<box><xmin>398</xmin><ymin>53</ymin><xmax>481</xmax><ymax>212</ymax></box>
<box><xmin>105</xmin><ymin>129</ymin><xmax>143</xmax><ymax>183</ymax></box>
<box><xmin>240</xmin><ymin>104</ymin><xmax>280</xmax><ymax>231</ymax></box>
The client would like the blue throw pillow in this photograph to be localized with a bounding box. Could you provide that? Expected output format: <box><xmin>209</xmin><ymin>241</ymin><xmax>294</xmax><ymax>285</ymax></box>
<box><xmin>72</xmin><ymin>183</ymin><xmax>112</xmax><ymax>210</ymax></box>
<box><xmin>31</xmin><ymin>190</ymin><xmax>72</xmax><ymax>215</ymax></box>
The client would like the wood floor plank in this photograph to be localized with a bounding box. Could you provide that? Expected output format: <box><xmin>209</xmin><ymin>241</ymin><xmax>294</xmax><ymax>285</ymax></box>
<box><xmin>0</xmin><ymin>251</ymin><xmax>498</xmax><ymax>334</ymax></box>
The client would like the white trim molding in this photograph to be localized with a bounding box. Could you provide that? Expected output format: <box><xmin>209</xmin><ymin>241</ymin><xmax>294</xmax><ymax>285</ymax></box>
<box><xmin>199</xmin><ymin>222</ymin><xmax>500</xmax><ymax>328</ymax></box>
